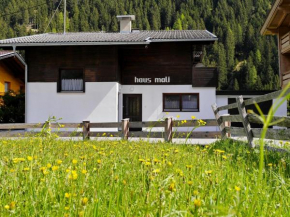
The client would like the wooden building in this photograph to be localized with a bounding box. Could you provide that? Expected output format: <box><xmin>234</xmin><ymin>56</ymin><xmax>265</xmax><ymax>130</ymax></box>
<box><xmin>0</xmin><ymin>51</ymin><xmax>25</xmax><ymax>96</ymax></box>
<box><xmin>0</xmin><ymin>15</ymin><xmax>286</xmax><ymax>130</ymax></box>
<box><xmin>261</xmin><ymin>0</ymin><xmax>290</xmax><ymax>88</ymax></box>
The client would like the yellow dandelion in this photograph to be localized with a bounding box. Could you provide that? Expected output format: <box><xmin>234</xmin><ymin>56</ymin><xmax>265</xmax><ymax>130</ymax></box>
<box><xmin>23</xmin><ymin>167</ymin><xmax>30</xmax><ymax>171</ymax></box>
<box><xmin>167</xmin><ymin>162</ymin><xmax>172</xmax><ymax>166</ymax></box>
<box><xmin>222</xmin><ymin>156</ymin><xmax>227</xmax><ymax>160</ymax></box>
<box><xmin>193</xmin><ymin>199</ymin><xmax>201</xmax><ymax>207</ymax></box>
<box><xmin>268</xmin><ymin>163</ymin><xmax>273</xmax><ymax>167</ymax></box>
<box><xmin>27</xmin><ymin>156</ymin><xmax>33</xmax><ymax>161</ymax></box>
<box><xmin>153</xmin><ymin>169</ymin><xmax>161</xmax><ymax>173</ymax></box>
<box><xmin>65</xmin><ymin>193</ymin><xmax>71</xmax><ymax>198</ymax></box>
<box><xmin>193</xmin><ymin>190</ymin><xmax>199</xmax><ymax>195</ymax></box>
<box><xmin>191</xmin><ymin>116</ymin><xmax>196</xmax><ymax>119</ymax></box>
<box><xmin>176</xmin><ymin>115</ymin><xmax>180</xmax><ymax>118</ymax></box>
<box><xmin>139</xmin><ymin>158</ymin><xmax>145</xmax><ymax>162</ymax></box>
<box><xmin>47</xmin><ymin>163</ymin><xmax>52</xmax><ymax>168</ymax></box>
<box><xmin>52</xmin><ymin>166</ymin><xmax>59</xmax><ymax>171</ymax></box>
<box><xmin>72</xmin><ymin>159</ymin><xmax>78</xmax><ymax>164</ymax></box>
<box><xmin>81</xmin><ymin>197</ymin><xmax>89</xmax><ymax>206</ymax></box>
<box><xmin>188</xmin><ymin>181</ymin><xmax>194</xmax><ymax>185</ymax></box>
<box><xmin>205</xmin><ymin>170</ymin><xmax>212</xmax><ymax>175</ymax></box>
<box><xmin>186</xmin><ymin>165</ymin><xmax>193</xmax><ymax>169</ymax></box>
<box><xmin>235</xmin><ymin>186</ymin><xmax>241</xmax><ymax>191</ymax></box>
<box><xmin>81</xmin><ymin>169</ymin><xmax>87</xmax><ymax>174</ymax></box>
<box><xmin>4</xmin><ymin>205</ymin><xmax>10</xmax><ymax>210</ymax></box>
<box><xmin>169</xmin><ymin>182</ymin><xmax>176</xmax><ymax>191</ymax></box>
<box><xmin>97</xmin><ymin>159</ymin><xmax>101</xmax><ymax>164</ymax></box>
<box><xmin>123</xmin><ymin>180</ymin><xmax>127</xmax><ymax>185</ymax></box>
<box><xmin>57</xmin><ymin>160</ymin><xmax>62</xmax><ymax>165</ymax></box>
<box><xmin>145</xmin><ymin>162</ymin><xmax>151</xmax><ymax>166</ymax></box>
<box><xmin>65</xmin><ymin>206</ymin><xmax>69</xmax><ymax>210</ymax></box>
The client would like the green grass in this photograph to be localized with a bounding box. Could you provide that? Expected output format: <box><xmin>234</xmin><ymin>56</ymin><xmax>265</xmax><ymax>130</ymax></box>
<box><xmin>0</xmin><ymin>138</ymin><xmax>289</xmax><ymax>216</ymax></box>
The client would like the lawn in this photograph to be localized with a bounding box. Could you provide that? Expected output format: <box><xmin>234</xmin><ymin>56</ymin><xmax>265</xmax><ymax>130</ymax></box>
<box><xmin>0</xmin><ymin>138</ymin><xmax>289</xmax><ymax>216</ymax></box>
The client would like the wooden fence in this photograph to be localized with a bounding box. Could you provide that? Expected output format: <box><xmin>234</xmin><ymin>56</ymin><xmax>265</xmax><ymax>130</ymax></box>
<box><xmin>212</xmin><ymin>89</ymin><xmax>290</xmax><ymax>148</ymax></box>
<box><xmin>0</xmin><ymin>118</ymin><xmax>220</xmax><ymax>141</ymax></box>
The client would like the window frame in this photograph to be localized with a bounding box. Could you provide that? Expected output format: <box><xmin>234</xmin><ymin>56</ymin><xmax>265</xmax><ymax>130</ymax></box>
<box><xmin>57</xmin><ymin>68</ymin><xmax>85</xmax><ymax>93</ymax></box>
<box><xmin>4</xmin><ymin>82</ymin><xmax>11</xmax><ymax>93</ymax></box>
<box><xmin>163</xmin><ymin>93</ymin><xmax>200</xmax><ymax>112</ymax></box>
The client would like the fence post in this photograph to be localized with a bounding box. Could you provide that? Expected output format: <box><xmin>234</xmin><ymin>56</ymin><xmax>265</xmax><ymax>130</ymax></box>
<box><xmin>212</xmin><ymin>103</ymin><xmax>227</xmax><ymax>139</ymax></box>
<box><xmin>236</xmin><ymin>96</ymin><xmax>254</xmax><ymax>148</ymax></box>
<box><xmin>164</xmin><ymin>117</ymin><xmax>173</xmax><ymax>142</ymax></box>
<box><xmin>83</xmin><ymin>121</ymin><xmax>90</xmax><ymax>140</ymax></box>
<box><xmin>122</xmin><ymin>119</ymin><xmax>129</xmax><ymax>140</ymax></box>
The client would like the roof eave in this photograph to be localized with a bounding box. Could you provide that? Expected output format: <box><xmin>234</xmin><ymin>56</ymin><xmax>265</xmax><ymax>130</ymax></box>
<box><xmin>150</xmin><ymin>38</ymin><xmax>218</xmax><ymax>43</ymax></box>
<box><xmin>0</xmin><ymin>41</ymin><xmax>151</xmax><ymax>47</ymax></box>
<box><xmin>261</xmin><ymin>0</ymin><xmax>284</xmax><ymax>35</ymax></box>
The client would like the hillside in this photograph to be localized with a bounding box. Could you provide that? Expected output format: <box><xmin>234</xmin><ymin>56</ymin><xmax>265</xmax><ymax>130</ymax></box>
<box><xmin>0</xmin><ymin>0</ymin><xmax>280</xmax><ymax>90</ymax></box>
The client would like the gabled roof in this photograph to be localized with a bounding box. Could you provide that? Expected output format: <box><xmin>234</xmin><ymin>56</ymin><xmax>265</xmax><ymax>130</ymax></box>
<box><xmin>261</xmin><ymin>0</ymin><xmax>290</xmax><ymax>35</ymax></box>
<box><xmin>0</xmin><ymin>30</ymin><xmax>218</xmax><ymax>47</ymax></box>
<box><xmin>0</xmin><ymin>51</ymin><xmax>26</xmax><ymax>67</ymax></box>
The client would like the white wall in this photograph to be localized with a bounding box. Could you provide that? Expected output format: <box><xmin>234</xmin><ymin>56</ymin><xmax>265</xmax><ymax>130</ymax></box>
<box><xmin>120</xmin><ymin>85</ymin><xmax>217</xmax><ymax>131</ymax></box>
<box><xmin>27</xmin><ymin>82</ymin><xmax>119</xmax><ymax>131</ymax></box>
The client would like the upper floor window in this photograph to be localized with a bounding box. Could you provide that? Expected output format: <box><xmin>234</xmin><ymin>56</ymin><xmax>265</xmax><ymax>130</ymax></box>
<box><xmin>58</xmin><ymin>69</ymin><xmax>84</xmax><ymax>92</ymax></box>
<box><xmin>163</xmin><ymin>93</ymin><xmax>199</xmax><ymax>112</ymax></box>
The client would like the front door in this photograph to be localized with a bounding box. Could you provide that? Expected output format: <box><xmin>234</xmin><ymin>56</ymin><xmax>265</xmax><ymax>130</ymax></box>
<box><xmin>123</xmin><ymin>94</ymin><xmax>142</xmax><ymax>131</ymax></box>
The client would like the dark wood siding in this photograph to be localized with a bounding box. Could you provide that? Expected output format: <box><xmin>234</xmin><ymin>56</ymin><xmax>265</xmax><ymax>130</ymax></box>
<box><xmin>120</xmin><ymin>43</ymin><xmax>193</xmax><ymax>85</ymax></box>
<box><xmin>192</xmin><ymin>67</ymin><xmax>218</xmax><ymax>87</ymax></box>
<box><xmin>26</xmin><ymin>46</ymin><xmax>118</xmax><ymax>82</ymax></box>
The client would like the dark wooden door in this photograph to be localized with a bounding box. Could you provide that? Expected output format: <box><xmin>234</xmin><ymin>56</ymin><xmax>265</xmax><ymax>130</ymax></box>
<box><xmin>123</xmin><ymin>94</ymin><xmax>142</xmax><ymax>131</ymax></box>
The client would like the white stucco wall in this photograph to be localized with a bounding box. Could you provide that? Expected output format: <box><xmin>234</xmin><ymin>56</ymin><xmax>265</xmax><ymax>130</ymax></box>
<box><xmin>120</xmin><ymin>85</ymin><xmax>217</xmax><ymax>131</ymax></box>
<box><xmin>27</xmin><ymin>82</ymin><xmax>119</xmax><ymax>131</ymax></box>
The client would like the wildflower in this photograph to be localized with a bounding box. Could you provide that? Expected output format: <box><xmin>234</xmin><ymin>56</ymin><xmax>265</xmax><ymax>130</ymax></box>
<box><xmin>139</xmin><ymin>158</ymin><xmax>145</xmax><ymax>162</ymax></box>
<box><xmin>215</xmin><ymin>149</ymin><xmax>225</xmax><ymax>154</ymax></box>
<box><xmin>72</xmin><ymin>159</ymin><xmax>78</xmax><ymax>164</ymax></box>
<box><xmin>81</xmin><ymin>197</ymin><xmax>89</xmax><ymax>206</ymax></box>
<box><xmin>65</xmin><ymin>206</ymin><xmax>69</xmax><ymax>210</ymax></box>
<box><xmin>81</xmin><ymin>169</ymin><xmax>87</xmax><ymax>174</ymax></box>
<box><xmin>110</xmin><ymin>134</ymin><xmax>113</xmax><ymax>137</ymax></box>
<box><xmin>188</xmin><ymin>181</ymin><xmax>194</xmax><ymax>185</ymax></box>
<box><xmin>198</xmin><ymin>119</ymin><xmax>207</xmax><ymax>126</ymax></box>
<box><xmin>176</xmin><ymin>115</ymin><xmax>180</xmax><ymax>118</ymax></box>
<box><xmin>97</xmin><ymin>159</ymin><xmax>101</xmax><ymax>164</ymax></box>
<box><xmin>186</xmin><ymin>165</ymin><xmax>193</xmax><ymax>169</ymax></box>
<box><xmin>47</xmin><ymin>163</ymin><xmax>52</xmax><ymax>168</ymax></box>
<box><xmin>69</xmin><ymin>171</ymin><xmax>78</xmax><ymax>180</ymax></box>
<box><xmin>42</xmin><ymin>170</ymin><xmax>49</xmax><ymax>175</ymax></box>
<box><xmin>65</xmin><ymin>193</ymin><xmax>71</xmax><ymax>198</ymax></box>
<box><xmin>268</xmin><ymin>163</ymin><xmax>273</xmax><ymax>167</ymax></box>
<box><xmin>79</xmin><ymin>211</ymin><xmax>85</xmax><ymax>217</ymax></box>
<box><xmin>193</xmin><ymin>199</ymin><xmax>201</xmax><ymax>207</ymax></box>
<box><xmin>165</xmin><ymin>112</ymin><xmax>169</xmax><ymax>115</ymax></box>
<box><xmin>123</xmin><ymin>180</ymin><xmax>127</xmax><ymax>185</ymax></box>
<box><xmin>222</xmin><ymin>156</ymin><xmax>227</xmax><ymax>160</ymax></box>
<box><xmin>205</xmin><ymin>170</ymin><xmax>212</xmax><ymax>175</ymax></box>
<box><xmin>102</xmin><ymin>133</ymin><xmax>106</xmax><ymax>136</ymax></box>
<box><xmin>27</xmin><ymin>156</ymin><xmax>33</xmax><ymax>161</ymax></box>
<box><xmin>23</xmin><ymin>167</ymin><xmax>30</xmax><ymax>171</ymax></box>
<box><xmin>145</xmin><ymin>162</ymin><xmax>151</xmax><ymax>166</ymax></box>
<box><xmin>183</xmin><ymin>120</ymin><xmax>187</xmax><ymax>123</ymax></box>
<box><xmin>167</xmin><ymin>162</ymin><xmax>172</xmax><ymax>166</ymax></box>
<box><xmin>52</xmin><ymin>166</ymin><xmax>59</xmax><ymax>171</ymax></box>
<box><xmin>169</xmin><ymin>182</ymin><xmax>176</xmax><ymax>191</ymax></box>
<box><xmin>153</xmin><ymin>169</ymin><xmax>161</xmax><ymax>173</ymax></box>
<box><xmin>191</xmin><ymin>116</ymin><xmax>196</xmax><ymax>119</ymax></box>
<box><xmin>193</xmin><ymin>190</ymin><xmax>199</xmax><ymax>195</ymax></box>
<box><xmin>235</xmin><ymin>186</ymin><xmax>241</xmax><ymax>192</ymax></box>
<box><xmin>174</xmin><ymin>149</ymin><xmax>179</xmax><ymax>153</ymax></box>
<box><xmin>4</xmin><ymin>205</ymin><xmax>10</xmax><ymax>210</ymax></box>
<box><xmin>57</xmin><ymin>160</ymin><xmax>62</xmax><ymax>165</ymax></box>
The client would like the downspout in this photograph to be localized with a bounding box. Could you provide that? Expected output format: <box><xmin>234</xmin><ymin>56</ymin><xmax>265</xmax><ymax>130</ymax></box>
<box><xmin>13</xmin><ymin>46</ymin><xmax>28</xmax><ymax>123</ymax></box>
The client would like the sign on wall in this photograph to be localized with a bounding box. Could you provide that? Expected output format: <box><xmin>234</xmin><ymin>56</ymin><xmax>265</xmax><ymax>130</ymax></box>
<box><xmin>134</xmin><ymin>76</ymin><xmax>170</xmax><ymax>84</ymax></box>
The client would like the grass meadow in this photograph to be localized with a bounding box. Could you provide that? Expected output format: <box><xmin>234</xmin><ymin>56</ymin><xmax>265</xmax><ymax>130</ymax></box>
<box><xmin>0</xmin><ymin>138</ymin><xmax>289</xmax><ymax>216</ymax></box>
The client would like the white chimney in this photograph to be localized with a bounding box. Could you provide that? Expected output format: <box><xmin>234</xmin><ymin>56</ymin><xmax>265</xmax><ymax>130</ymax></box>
<box><xmin>117</xmin><ymin>15</ymin><xmax>135</xmax><ymax>33</ymax></box>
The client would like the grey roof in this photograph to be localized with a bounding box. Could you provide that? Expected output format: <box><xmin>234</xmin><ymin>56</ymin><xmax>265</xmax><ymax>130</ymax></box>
<box><xmin>0</xmin><ymin>30</ymin><xmax>217</xmax><ymax>47</ymax></box>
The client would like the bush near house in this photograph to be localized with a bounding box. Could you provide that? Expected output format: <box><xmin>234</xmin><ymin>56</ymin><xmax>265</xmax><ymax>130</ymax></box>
<box><xmin>0</xmin><ymin>138</ymin><xmax>289</xmax><ymax>216</ymax></box>
<box><xmin>0</xmin><ymin>91</ymin><xmax>25</xmax><ymax>123</ymax></box>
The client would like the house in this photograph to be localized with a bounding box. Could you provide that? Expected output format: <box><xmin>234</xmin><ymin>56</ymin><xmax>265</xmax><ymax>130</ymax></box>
<box><xmin>0</xmin><ymin>51</ymin><xmax>25</xmax><ymax>96</ymax></box>
<box><xmin>0</xmin><ymin>15</ymin><xmax>286</xmax><ymax>132</ymax></box>
<box><xmin>261</xmin><ymin>0</ymin><xmax>290</xmax><ymax>88</ymax></box>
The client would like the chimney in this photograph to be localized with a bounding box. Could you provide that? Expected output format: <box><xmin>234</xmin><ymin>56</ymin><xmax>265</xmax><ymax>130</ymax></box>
<box><xmin>117</xmin><ymin>15</ymin><xmax>135</xmax><ymax>33</ymax></box>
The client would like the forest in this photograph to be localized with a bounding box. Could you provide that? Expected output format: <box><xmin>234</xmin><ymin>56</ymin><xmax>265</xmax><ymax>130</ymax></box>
<box><xmin>0</xmin><ymin>0</ymin><xmax>280</xmax><ymax>90</ymax></box>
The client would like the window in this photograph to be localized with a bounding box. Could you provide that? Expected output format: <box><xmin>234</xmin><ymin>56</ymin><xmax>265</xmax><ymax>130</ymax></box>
<box><xmin>163</xmin><ymin>93</ymin><xmax>199</xmax><ymax>112</ymax></box>
<box><xmin>58</xmin><ymin>69</ymin><xmax>84</xmax><ymax>92</ymax></box>
<box><xmin>4</xmin><ymin>82</ymin><xmax>10</xmax><ymax>93</ymax></box>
